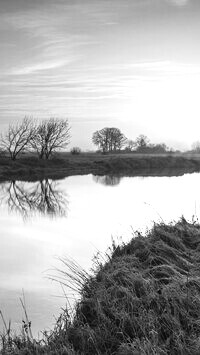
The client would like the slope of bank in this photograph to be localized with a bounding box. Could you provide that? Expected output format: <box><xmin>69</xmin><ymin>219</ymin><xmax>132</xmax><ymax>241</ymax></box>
<box><xmin>1</xmin><ymin>153</ymin><xmax>200</xmax><ymax>181</ymax></box>
<box><xmin>2</xmin><ymin>218</ymin><xmax>200</xmax><ymax>354</ymax></box>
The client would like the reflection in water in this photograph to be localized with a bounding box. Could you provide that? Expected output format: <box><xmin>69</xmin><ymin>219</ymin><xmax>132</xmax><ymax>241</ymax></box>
<box><xmin>1</xmin><ymin>173</ymin><xmax>200</xmax><ymax>334</ymax></box>
<box><xmin>93</xmin><ymin>175</ymin><xmax>121</xmax><ymax>186</ymax></box>
<box><xmin>0</xmin><ymin>179</ymin><xmax>68</xmax><ymax>218</ymax></box>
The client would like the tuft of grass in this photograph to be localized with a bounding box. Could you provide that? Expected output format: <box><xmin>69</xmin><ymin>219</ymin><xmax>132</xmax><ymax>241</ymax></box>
<box><xmin>2</xmin><ymin>218</ymin><xmax>200</xmax><ymax>354</ymax></box>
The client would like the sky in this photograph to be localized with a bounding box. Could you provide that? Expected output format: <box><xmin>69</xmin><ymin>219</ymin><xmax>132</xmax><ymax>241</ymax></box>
<box><xmin>1</xmin><ymin>0</ymin><xmax>200</xmax><ymax>150</ymax></box>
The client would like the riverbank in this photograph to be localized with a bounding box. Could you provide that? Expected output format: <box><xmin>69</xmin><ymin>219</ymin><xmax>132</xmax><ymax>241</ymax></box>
<box><xmin>1</xmin><ymin>152</ymin><xmax>200</xmax><ymax>181</ymax></box>
<box><xmin>2</xmin><ymin>218</ymin><xmax>200</xmax><ymax>354</ymax></box>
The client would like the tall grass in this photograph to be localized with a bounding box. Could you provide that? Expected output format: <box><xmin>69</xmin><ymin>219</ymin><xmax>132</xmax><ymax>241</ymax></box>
<box><xmin>2</xmin><ymin>218</ymin><xmax>200</xmax><ymax>354</ymax></box>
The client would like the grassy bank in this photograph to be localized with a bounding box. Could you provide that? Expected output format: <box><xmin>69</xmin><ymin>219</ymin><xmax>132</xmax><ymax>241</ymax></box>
<box><xmin>2</xmin><ymin>218</ymin><xmax>200</xmax><ymax>354</ymax></box>
<box><xmin>1</xmin><ymin>152</ymin><xmax>200</xmax><ymax>181</ymax></box>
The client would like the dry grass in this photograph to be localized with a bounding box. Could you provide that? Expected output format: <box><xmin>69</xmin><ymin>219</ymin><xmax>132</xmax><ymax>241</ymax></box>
<box><xmin>2</xmin><ymin>218</ymin><xmax>200</xmax><ymax>354</ymax></box>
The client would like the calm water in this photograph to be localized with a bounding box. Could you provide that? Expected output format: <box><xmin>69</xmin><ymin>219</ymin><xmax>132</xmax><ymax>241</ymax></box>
<box><xmin>0</xmin><ymin>173</ymin><xmax>200</xmax><ymax>335</ymax></box>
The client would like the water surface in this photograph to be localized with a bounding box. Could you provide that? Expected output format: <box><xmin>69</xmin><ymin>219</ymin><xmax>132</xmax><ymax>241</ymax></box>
<box><xmin>0</xmin><ymin>173</ymin><xmax>200</xmax><ymax>335</ymax></box>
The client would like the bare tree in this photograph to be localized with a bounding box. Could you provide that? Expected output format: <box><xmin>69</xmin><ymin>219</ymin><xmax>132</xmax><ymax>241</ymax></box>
<box><xmin>192</xmin><ymin>141</ymin><xmax>200</xmax><ymax>153</ymax></box>
<box><xmin>135</xmin><ymin>134</ymin><xmax>150</xmax><ymax>149</ymax></box>
<box><xmin>125</xmin><ymin>139</ymin><xmax>136</xmax><ymax>152</ymax></box>
<box><xmin>92</xmin><ymin>128</ymin><xmax>109</xmax><ymax>153</ymax></box>
<box><xmin>110</xmin><ymin>128</ymin><xmax>127</xmax><ymax>151</ymax></box>
<box><xmin>92</xmin><ymin>127</ymin><xmax>127</xmax><ymax>153</ymax></box>
<box><xmin>31</xmin><ymin>118</ymin><xmax>71</xmax><ymax>159</ymax></box>
<box><xmin>0</xmin><ymin>117</ymin><xmax>35</xmax><ymax>160</ymax></box>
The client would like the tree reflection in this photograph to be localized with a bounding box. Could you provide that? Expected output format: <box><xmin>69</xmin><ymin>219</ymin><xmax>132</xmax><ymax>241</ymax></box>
<box><xmin>93</xmin><ymin>175</ymin><xmax>121</xmax><ymax>186</ymax></box>
<box><xmin>0</xmin><ymin>179</ymin><xmax>68</xmax><ymax>218</ymax></box>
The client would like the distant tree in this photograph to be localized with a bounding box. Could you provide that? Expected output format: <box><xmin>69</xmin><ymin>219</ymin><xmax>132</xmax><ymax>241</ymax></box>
<box><xmin>31</xmin><ymin>118</ymin><xmax>71</xmax><ymax>159</ymax></box>
<box><xmin>71</xmin><ymin>147</ymin><xmax>81</xmax><ymax>155</ymax></box>
<box><xmin>192</xmin><ymin>141</ymin><xmax>200</xmax><ymax>153</ymax></box>
<box><xmin>135</xmin><ymin>135</ymin><xmax>150</xmax><ymax>150</ymax></box>
<box><xmin>149</xmin><ymin>143</ymin><xmax>168</xmax><ymax>153</ymax></box>
<box><xmin>92</xmin><ymin>128</ymin><xmax>109</xmax><ymax>153</ymax></box>
<box><xmin>92</xmin><ymin>127</ymin><xmax>127</xmax><ymax>153</ymax></box>
<box><xmin>125</xmin><ymin>139</ymin><xmax>136</xmax><ymax>152</ymax></box>
<box><xmin>0</xmin><ymin>117</ymin><xmax>35</xmax><ymax>160</ymax></box>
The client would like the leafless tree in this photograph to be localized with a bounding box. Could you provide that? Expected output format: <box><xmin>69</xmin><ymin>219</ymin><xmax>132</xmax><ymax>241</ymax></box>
<box><xmin>92</xmin><ymin>127</ymin><xmax>127</xmax><ymax>153</ymax></box>
<box><xmin>0</xmin><ymin>117</ymin><xmax>35</xmax><ymax>160</ymax></box>
<box><xmin>92</xmin><ymin>128</ymin><xmax>109</xmax><ymax>153</ymax></box>
<box><xmin>192</xmin><ymin>141</ymin><xmax>200</xmax><ymax>153</ymax></box>
<box><xmin>31</xmin><ymin>118</ymin><xmax>71</xmax><ymax>159</ymax></box>
<box><xmin>135</xmin><ymin>134</ymin><xmax>150</xmax><ymax>149</ymax></box>
<box><xmin>125</xmin><ymin>139</ymin><xmax>136</xmax><ymax>152</ymax></box>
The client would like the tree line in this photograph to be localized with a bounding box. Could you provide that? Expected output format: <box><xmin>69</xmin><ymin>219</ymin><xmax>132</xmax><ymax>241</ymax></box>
<box><xmin>0</xmin><ymin>117</ymin><xmax>174</xmax><ymax>160</ymax></box>
<box><xmin>92</xmin><ymin>127</ymin><xmax>170</xmax><ymax>154</ymax></box>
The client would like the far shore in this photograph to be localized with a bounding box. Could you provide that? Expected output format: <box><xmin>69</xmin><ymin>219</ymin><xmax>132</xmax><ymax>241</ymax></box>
<box><xmin>1</xmin><ymin>152</ymin><xmax>200</xmax><ymax>182</ymax></box>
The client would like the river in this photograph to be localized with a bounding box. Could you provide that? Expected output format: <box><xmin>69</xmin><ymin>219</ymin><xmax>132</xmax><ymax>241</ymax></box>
<box><xmin>0</xmin><ymin>172</ymin><xmax>199</xmax><ymax>335</ymax></box>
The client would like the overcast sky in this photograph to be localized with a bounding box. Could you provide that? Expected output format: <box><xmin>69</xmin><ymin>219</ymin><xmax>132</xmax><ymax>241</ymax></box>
<box><xmin>1</xmin><ymin>0</ymin><xmax>200</xmax><ymax>150</ymax></box>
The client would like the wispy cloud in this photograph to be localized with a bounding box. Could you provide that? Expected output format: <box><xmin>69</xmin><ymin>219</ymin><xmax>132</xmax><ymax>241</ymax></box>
<box><xmin>167</xmin><ymin>0</ymin><xmax>189</xmax><ymax>6</ymax></box>
<box><xmin>0</xmin><ymin>0</ymin><xmax>200</xmax><ymax>150</ymax></box>
<box><xmin>11</xmin><ymin>60</ymin><xmax>69</xmax><ymax>75</ymax></box>
<box><xmin>0</xmin><ymin>3</ymin><xmax>95</xmax><ymax>78</ymax></box>
<box><xmin>3</xmin><ymin>60</ymin><xmax>200</xmax><ymax>119</ymax></box>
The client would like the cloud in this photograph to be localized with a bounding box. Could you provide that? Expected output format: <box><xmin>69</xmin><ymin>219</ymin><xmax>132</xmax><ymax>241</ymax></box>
<box><xmin>167</xmin><ymin>0</ymin><xmax>189</xmax><ymax>6</ymax></box>
<box><xmin>0</xmin><ymin>3</ymin><xmax>97</xmax><ymax>79</ymax></box>
<box><xmin>11</xmin><ymin>60</ymin><xmax>69</xmax><ymax>75</ymax></box>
